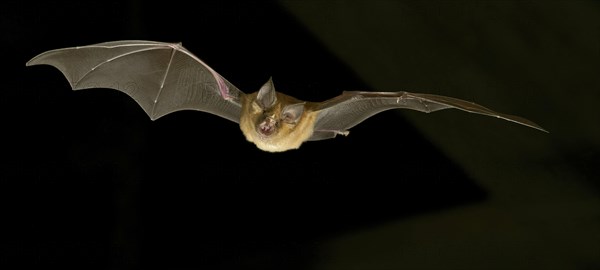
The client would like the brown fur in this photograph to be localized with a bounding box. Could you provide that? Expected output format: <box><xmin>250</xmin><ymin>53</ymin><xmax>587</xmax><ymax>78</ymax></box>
<box><xmin>240</xmin><ymin>91</ymin><xmax>317</xmax><ymax>152</ymax></box>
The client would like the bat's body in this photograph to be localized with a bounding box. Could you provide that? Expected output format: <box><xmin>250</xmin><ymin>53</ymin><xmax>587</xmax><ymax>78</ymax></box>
<box><xmin>27</xmin><ymin>41</ymin><xmax>546</xmax><ymax>152</ymax></box>
<box><xmin>240</xmin><ymin>87</ymin><xmax>318</xmax><ymax>152</ymax></box>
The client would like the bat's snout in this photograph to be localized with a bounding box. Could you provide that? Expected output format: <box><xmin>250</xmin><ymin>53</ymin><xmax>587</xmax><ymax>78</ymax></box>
<box><xmin>258</xmin><ymin>117</ymin><xmax>277</xmax><ymax>137</ymax></box>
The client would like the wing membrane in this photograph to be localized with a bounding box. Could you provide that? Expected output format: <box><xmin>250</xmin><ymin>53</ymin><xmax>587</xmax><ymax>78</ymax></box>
<box><xmin>311</xmin><ymin>91</ymin><xmax>546</xmax><ymax>140</ymax></box>
<box><xmin>27</xmin><ymin>40</ymin><xmax>243</xmax><ymax>122</ymax></box>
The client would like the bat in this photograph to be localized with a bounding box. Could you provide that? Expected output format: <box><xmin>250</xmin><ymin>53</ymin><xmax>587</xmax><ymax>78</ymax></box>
<box><xmin>26</xmin><ymin>40</ymin><xmax>547</xmax><ymax>152</ymax></box>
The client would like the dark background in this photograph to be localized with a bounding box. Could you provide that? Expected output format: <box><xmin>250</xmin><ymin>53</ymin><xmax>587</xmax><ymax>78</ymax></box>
<box><xmin>3</xmin><ymin>1</ymin><xmax>599</xmax><ymax>269</ymax></box>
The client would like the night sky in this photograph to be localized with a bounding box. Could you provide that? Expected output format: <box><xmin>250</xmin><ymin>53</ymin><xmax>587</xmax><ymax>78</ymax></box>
<box><xmin>3</xmin><ymin>1</ymin><xmax>599</xmax><ymax>269</ymax></box>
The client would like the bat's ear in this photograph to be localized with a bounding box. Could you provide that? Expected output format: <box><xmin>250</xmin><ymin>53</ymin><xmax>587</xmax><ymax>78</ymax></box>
<box><xmin>257</xmin><ymin>77</ymin><xmax>277</xmax><ymax>110</ymax></box>
<box><xmin>281</xmin><ymin>103</ymin><xmax>305</xmax><ymax>124</ymax></box>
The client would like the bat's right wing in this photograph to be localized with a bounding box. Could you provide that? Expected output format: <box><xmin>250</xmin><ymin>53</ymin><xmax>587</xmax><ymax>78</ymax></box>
<box><xmin>27</xmin><ymin>40</ymin><xmax>244</xmax><ymax>123</ymax></box>
<box><xmin>309</xmin><ymin>91</ymin><xmax>547</xmax><ymax>140</ymax></box>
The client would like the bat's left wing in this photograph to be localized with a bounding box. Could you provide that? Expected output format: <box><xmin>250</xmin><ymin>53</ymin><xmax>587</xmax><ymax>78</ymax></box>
<box><xmin>309</xmin><ymin>91</ymin><xmax>547</xmax><ymax>140</ymax></box>
<box><xmin>26</xmin><ymin>40</ymin><xmax>243</xmax><ymax>122</ymax></box>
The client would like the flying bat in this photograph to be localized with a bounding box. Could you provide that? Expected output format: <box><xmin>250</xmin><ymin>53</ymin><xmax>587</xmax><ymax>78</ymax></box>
<box><xmin>26</xmin><ymin>40</ymin><xmax>546</xmax><ymax>152</ymax></box>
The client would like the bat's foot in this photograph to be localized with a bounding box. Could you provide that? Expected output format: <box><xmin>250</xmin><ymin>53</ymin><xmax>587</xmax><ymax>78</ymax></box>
<box><xmin>336</xmin><ymin>130</ymin><xmax>350</xmax><ymax>136</ymax></box>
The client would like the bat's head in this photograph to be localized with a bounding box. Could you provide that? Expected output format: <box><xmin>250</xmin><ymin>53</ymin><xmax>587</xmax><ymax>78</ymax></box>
<box><xmin>240</xmin><ymin>78</ymin><xmax>315</xmax><ymax>152</ymax></box>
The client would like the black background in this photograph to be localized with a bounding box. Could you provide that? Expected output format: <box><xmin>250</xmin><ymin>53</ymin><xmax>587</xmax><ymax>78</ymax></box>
<box><xmin>3</xmin><ymin>1</ymin><xmax>598</xmax><ymax>269</ymax></box>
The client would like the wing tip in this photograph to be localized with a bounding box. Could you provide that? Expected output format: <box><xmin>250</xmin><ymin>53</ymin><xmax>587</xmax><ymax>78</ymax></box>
<box><xmin>25</xmin><ymin>56</ymin><xmax>42</xmax><ymax>67</ymax></box>
<box><xmin>497</xmin><ymin>114</ymin><xmax>548</xmax><ymax>133</ymax></box>
<box><xmin>527</xmin><ymin>123</ymin><xmax>549</xmax><ymax>133</ymax></box>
